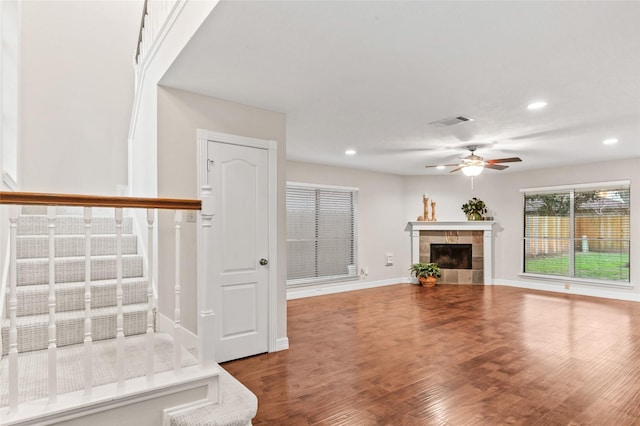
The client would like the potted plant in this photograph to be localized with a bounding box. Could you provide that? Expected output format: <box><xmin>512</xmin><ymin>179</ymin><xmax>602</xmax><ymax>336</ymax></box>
<box><xmin>409</xmin><ymin>262</ymin><xmax>441</xmax><ymax>287</ymax></box>
<box><xmin>461</xmin><ymin>197</ymin><xmax>487</xmax><ymax>221</ymax></box>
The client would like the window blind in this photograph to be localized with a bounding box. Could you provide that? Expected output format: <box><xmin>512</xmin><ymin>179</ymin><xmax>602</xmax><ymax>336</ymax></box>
<box><xmin>286</xmin><ymin>184</ymin><xmax>358</xmax><ymax>286</ymax></box>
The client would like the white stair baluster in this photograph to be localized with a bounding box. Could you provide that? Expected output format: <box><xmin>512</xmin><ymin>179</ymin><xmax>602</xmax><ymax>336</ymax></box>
<box><xmin>115</xmin><ymin>207</ymin><xmax>125</xmax><ymax>389</ymax></box>
<box><xmin>174</xmin><ymin>210</ymin><xmax>182</xmax><ymax>372</ymax></box>
<box><xmin>8</xmin><ymin>205</ymin><xmax>19</xmax><ymax>412</ymax></box>
<box><xmin>84</xmin><ymin>207</ymin><xmax>93</xmax><ymax>394</ymax></box>
<box><xmin>47</xmin><ymin>206</ymin><xmax>57</xmax><ymax>403</ymax></box>
<box><xmin>146</xmin><ymin>208</ymin><xmax>155</xmax><ymax>381</ymax></box>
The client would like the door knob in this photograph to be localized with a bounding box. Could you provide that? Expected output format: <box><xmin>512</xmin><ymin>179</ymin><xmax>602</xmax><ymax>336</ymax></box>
<box><xmin>259</xmin><ymin>258</ymin><xmax>269</xmax><ymax>266</ymax></box>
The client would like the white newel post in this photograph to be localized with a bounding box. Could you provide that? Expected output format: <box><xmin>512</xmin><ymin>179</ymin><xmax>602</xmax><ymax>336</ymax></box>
<box><xmin>115</xmin><ymin>208</ymin><xmax>125</xmax><ymax>389</ymax></box>
<box><xmin>47</xmin><ymin>206</ymin><xmax>57</xmax><ymax>403</ymax></box>
<box><xmin>146</xmin><ymin>208</ymin><xmax>155</xmax><ymax>382</ymax></box>
<box><xmin>84</xmin><ymin>207</ymin><xmax>93</xmax><ymax>395</ymax></box>
<box><xmin>174</xmin><ymin>210</ymin><xmax>182</xmax><ymax>372</ymax></box>
<box><xmin>8</xmin><ymin>205</ymin><xmax>19</xmax><ymax>412</ymax></box>
<box><xmin>198</xmin><ymin>185</ymin><xmax>216</xmax><ymax>366</ymax></box>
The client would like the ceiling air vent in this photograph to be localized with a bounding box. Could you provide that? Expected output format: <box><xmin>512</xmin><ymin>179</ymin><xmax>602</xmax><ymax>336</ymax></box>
<box><xmin>429</xmin><ymin>116</ymin><xmax>475</xmax><ymax>127</ymax></box>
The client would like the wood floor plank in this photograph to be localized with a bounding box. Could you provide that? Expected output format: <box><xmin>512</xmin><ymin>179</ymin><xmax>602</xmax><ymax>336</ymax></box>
<box><xmin>223</xmin><ymin>284</ymin><xmax>640</xmax><ymax>425</ymax></box>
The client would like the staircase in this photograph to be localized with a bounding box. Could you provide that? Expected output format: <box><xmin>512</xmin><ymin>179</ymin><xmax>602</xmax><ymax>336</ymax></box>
<box><xmin>2</xmin><ymin>207</ymin><xmax>148</xmax><ymax>355</ymax></box>
<box><xmin>1</xmin><ymin>1</ymin><xmax>262</xmax><ymax>421</ymax></box>
<box><xmin>0</xmin><ymin>196</ymin><xmax>257</xmax><ymax>425</ymax></box>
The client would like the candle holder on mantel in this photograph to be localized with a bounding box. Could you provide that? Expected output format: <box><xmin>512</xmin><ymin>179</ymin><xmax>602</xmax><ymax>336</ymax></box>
<box><xmin>416</xmin><ymin>194</ymin><xmax>437</xmax><ymax>222</ymax></box>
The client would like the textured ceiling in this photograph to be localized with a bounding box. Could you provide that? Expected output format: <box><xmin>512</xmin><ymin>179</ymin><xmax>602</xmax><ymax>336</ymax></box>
<box><xmin>161</xmin><ymin>0</ymin><xmax>640</xmax><ymax>175</ymax></box>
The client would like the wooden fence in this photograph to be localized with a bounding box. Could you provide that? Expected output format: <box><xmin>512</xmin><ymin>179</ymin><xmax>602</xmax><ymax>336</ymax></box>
<box><xmin>525</xmin><ymin>216</ymin><xmax>629</xmax><ymax>256</ymax></box>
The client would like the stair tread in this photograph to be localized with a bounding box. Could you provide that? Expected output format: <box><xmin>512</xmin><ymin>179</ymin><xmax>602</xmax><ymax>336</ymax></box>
<box><xmin>17</xmin><ymin>233</ymin><xmax>136</xmax><ymax>239</ymax></box>
<box><xmin>17</xmin><ymin>215</ymin><xmax>133</xmax><ymax>235</ymax></box>
<box><xmin>19</xmin><ymin>214</ymin><xmax>127</xmax><ymax>218</ymax></box>
<box><xmin>14</xmin><ymin>277</ymin><xmax>148</xmax><ymax>292</ymax></box>
<box><xmin>168</xmin><ymin>367</ymin><xmax>257</xmax><ymax>426</ymax></box>
<box><xmin>17</xmin><ymin>253</ymin><xmax>143</xmax><ymax>262</ymax></box>
<box><xmin>2</xmin><ymin>302</ymin><xmax>150</xmax><ymax>328</ymax></box>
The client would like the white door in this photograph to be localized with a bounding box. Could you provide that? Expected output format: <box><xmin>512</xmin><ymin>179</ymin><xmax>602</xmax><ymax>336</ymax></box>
<box><xmin>208</xmin><ymin>140</ymin><xmax>270</xmax><ymax>362</ymax></box>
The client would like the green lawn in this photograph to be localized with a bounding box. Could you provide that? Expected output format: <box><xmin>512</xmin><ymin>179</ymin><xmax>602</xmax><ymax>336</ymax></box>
<box><xmin>526</xmin><ymin>252</ymin><xmax>630</xmax><ymax>281</ymax></box>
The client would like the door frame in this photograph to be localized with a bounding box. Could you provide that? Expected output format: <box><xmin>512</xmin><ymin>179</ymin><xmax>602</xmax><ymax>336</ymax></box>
<box><xmin>196</xmin><ymin>128</ymin><xmax>278</xmax><ymax>360</ymax></box>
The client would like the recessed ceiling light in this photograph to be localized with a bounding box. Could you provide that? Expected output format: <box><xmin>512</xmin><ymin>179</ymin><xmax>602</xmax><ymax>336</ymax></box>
<box><xmin>527</xmin><ymin>101</ymin><xmax>548</xmax><ymax>110</ymax></box>
<box><xmin>345</xmin><ymin>149</ymin><xmax>356</xmax><ymax>155</ymax></box>
<box><xmin>436</xmin><ymin>165</ymin><xmax>446</xmax><ymax>170</ymax></box>
<box><xmin>602</xmin><ymin>138</ymin><xmax>618</xmax><ymax>145</ymax></box>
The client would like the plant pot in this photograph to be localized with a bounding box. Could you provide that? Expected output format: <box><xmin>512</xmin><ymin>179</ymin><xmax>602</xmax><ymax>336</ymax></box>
<box><xmin>467</xmin><ymin>212</ymin><xmax>483</xmax><ymax>221</ymax></box>
<box><xmin>419</xmin><ymin>276</ymin><xmax>438</xmax><ymax>287</ymax></box>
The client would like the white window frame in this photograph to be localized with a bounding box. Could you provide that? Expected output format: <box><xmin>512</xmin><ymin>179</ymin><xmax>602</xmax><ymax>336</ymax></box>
<box><xmin>286</xmin><ymin>182</ymin><xmax>358</xmax><ymax>287</ymax></box>
<box><xmin>520</xmin><ymin>180</ymin><xmax>631</xmax><ymax>287</ymax></box>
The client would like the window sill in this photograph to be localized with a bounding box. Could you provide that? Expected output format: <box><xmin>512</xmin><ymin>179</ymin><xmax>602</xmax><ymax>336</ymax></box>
<box><xmin>519</xmin><ymin>273</ymin><xmax>632</xmax><ymax>290</ymax></box>
<box><xmin>287</xmin><ymin>275</ymin><xmax>360</xmax><ymax>288</ymax></box>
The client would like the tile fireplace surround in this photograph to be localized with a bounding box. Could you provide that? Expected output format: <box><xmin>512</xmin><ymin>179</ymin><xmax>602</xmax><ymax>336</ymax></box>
<box><xmin>405</xmin><ymin>221</ymin><xmax>495</xmax><ymax>285</ymax></box>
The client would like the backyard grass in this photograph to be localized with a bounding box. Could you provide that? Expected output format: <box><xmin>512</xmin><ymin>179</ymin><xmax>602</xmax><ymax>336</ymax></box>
<box><xmin>526</xmin><ymin>251</ymin><xmax>630</xmax><ymax>281</ymax></box>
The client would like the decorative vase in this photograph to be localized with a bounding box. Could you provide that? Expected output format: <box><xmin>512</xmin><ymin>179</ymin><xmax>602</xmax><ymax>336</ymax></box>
<box><xmin>419</xmin><ymin>276</ymin><xmax>437</xmax><ymax>287</ymax></box>
<box><xmin>467</xmin><ymin>212</ymin><xmax>483</xmax><ymax>221</ymax></box>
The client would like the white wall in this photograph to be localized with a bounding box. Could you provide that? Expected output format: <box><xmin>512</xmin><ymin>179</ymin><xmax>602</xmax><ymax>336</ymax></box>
<box><xmin>157</xmin><ymin>86</ymin><xmax>287</xmax><ymax>340</ymax></box>
<box><xmin>1</xmin><ymin>0</ymin><xmax>20</xmax><ymax>188</ymax></box>
<box><xmin>19</xmin><ymin>0</ymin><xmax>142</xmax><ymax>195</ymax></box>
<box><xmin>286</xmin><ymin>161</ymin><xmax>410</xmax><ymax>295</ymax></box>
<box><xmin>128</xmin><ymin>0</ymin><xmax>217</xmax><ymax>201</ymax></box>
<box><xmin>287</xmin><ymin>159</ymin><xmax>635</xmax><ymax>302</ymax></box>
<box><xmin>404</xmin><ymin>158</ymin><xmax>640</xmax><ymax>299</ymax></box>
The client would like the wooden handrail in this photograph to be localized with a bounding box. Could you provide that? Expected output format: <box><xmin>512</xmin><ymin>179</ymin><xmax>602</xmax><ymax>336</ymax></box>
<box><xmin>0</xmin><ymin>191</ymin><xmax>201</xmax><ymax>210</ymax></box>
<box><xmin>135</xmin><ymin>0</ymin><xmax>149</xmax><ymax>64</ymax></box>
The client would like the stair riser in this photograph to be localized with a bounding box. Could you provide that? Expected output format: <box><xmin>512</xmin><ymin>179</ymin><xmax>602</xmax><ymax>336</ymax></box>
<box><xmin>1</xmin><ymin>309</ymin><xmax>150</xmax><ymax>355</ymax></box>
<box><xmin>17</xmin><ymin>256</ymin><xmax>144</xmax><ymax>286</ymax></box>
<box><xmin>17</xmin><ymin>234</ymin><xmax>138</xmax><ymax>259</ymax></box>
<box><xmin>17</xmin><ymin>215</ymin><xmax>133</xmax><ymax>235</ymax></box>
<box><xmin>10</xmin><ymin>280</ymin><xmax>149</xmax><ymax>316</ymax></box>
<box><xmin>21</xmin><ymin>206</ymin><xmax>119</xmax><ymax>216</ymax></box>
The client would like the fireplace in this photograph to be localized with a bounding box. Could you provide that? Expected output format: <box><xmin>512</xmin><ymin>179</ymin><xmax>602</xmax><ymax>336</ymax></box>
<box><xmin>430</xmin><ymin>244</ymin><xmax>472</xmax><ymax>269</ymax></box>
<box><xmin>406</xmin><ymin>221</ymin><xmax>495</xmax><ymax>285</ymax></box>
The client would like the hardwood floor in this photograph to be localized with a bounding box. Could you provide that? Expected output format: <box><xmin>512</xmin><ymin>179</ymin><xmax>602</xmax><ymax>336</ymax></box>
<box><xmin>222</xmin><ymin>284</ymin><xmax>640</xmax><ymax>425</ymax></box>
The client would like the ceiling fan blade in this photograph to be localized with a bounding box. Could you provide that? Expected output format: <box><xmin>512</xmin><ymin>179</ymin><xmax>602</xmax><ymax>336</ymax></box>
<box><xmin>485</xmin><ymin>163</ymin><xmax>509</xmax><ymax>171</ymax></box>
<box><xmin>424</xmin><ymin>163</ymin><xmax>460</xmax><ymax>169</ymax></box>
<box><xmin>449</xmin><ymin>166</ymin><xmax>463</xmax><ymax>173</ymax></box>
<box><xmin>486</xmin><ymin>157</ymin><xmax>522</xmax><ymax>164</ymax></box>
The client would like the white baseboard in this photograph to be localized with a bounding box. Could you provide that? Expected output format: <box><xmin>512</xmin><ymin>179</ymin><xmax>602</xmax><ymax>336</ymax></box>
<box><xmin>493</xmin><ymin>279</ymin><xmax>640</xmax><ymax>302</ymax></box>
<box><xmin>275</xmin><ymin>337</ymin><xmax>289</xmax><ymax>351</ymax></box>
<box><xmin>157</xmin><ymin>312</ymin><xmax>199</xmax><ymax>349</ymax></box>
<box><xmin>287</xmin><ymin>277</ymin><xmax>411</xmax><ymax>300</ymax></box>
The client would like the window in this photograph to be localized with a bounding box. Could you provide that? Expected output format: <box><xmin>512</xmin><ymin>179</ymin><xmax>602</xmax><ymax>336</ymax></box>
<box><xmin>286</xmin><ymin>183</ymin><xmax>358</xmax><ymax>286</ymax></box>
<box><xmin>522</xmin><ymin>181</ymin><xmax>630</xmax><ymax>283</ymax></box>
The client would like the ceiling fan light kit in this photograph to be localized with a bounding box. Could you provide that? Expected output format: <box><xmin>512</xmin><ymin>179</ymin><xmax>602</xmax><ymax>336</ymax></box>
<box><xmin>425</xmin><ymin>145</ymin><xmax>522</xmax><ymax>176</ymax></box>
<box><xmin>526</xmin><ymin>101</ymin><xmax>548</xmax><ymax>110</ymax></box>
<box><xmin>461</xmin><ymin>165</ymin><xmax>484</xmax><ymax>176</ymax></box>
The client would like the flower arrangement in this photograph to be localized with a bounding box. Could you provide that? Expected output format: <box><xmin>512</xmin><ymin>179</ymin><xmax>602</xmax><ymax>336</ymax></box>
<box><xmin>461</xmin><ymin>197</ymin><xmax>487</xmax><ymax>220</ymax></box>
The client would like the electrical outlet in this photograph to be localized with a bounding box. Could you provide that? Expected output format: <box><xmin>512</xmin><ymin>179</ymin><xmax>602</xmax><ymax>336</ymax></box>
<box><xmin>186</xmin><ymin>211</ymin><xmax>197</xmax><ymax>223</ymax></box>
<box><xmin>385</xmin><ymin>253</ymin><xmax>394</xmax><ymax>266</ymax></box>
<box><xmin>361</xmin><ymin>267</ymin><xmax>369</xmax><ymax>276</ymax></box>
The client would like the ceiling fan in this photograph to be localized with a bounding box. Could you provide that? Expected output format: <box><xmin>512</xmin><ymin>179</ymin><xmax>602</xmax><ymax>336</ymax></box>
<box><xmin>425</xmin><ymin>145</ymin><xmax>522</xmax><ymax>176</ymax></box>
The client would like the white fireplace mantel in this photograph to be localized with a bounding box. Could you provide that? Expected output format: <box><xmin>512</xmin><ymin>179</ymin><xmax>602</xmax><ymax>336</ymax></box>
<box><xmin>405</xmin><ymin>221</ymin><xmax>495</xmax><ymax>285</ymax></box>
